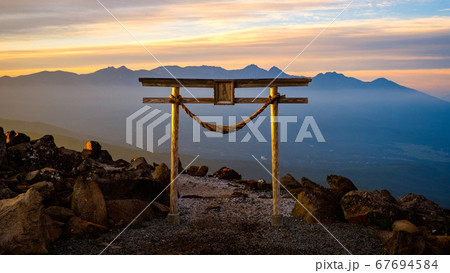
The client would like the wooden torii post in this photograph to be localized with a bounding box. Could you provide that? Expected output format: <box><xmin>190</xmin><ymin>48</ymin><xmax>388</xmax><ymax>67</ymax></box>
<box><xmin>139</xmin><ymin>78</ymin><xmax>311</xmax><ymax>226</ymax></box>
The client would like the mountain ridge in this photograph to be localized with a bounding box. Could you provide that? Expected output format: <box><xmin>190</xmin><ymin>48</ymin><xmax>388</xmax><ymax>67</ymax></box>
<box><xmin>2</xmin><ymin>65</ymin><xmax>447</xmax><ymax>103</ymax></box>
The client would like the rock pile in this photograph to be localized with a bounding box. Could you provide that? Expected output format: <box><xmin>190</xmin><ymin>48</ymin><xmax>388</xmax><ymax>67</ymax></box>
<box><xmin>285</xmin><ymin>173</ymin><xmax>449</xmax><ymax>254</ymax></box>
<box><xmin>0</xmin><ymin>128</ymin><xmax>170</xmax><ymax>254</ymax></box>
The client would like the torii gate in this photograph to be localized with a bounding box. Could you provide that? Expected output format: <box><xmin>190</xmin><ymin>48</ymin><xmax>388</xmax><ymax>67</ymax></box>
<box><xmin>139</xmin><ymin>77</ymin><xmax>312</xmax><ymax>226</ymax></box>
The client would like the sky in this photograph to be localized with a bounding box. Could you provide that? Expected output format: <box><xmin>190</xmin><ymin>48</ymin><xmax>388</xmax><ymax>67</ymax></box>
<box><xmin>0</xmin><ymin>0</ymin><xmax>449</xmax><ymax>97</ymax></box>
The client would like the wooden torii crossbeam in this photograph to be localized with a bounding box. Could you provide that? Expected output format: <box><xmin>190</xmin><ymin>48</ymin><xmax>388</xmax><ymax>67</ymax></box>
<box><xmin>139</xmin><ymin>77</ymin><xmax>312</xmax><ymax>226</ymax></box>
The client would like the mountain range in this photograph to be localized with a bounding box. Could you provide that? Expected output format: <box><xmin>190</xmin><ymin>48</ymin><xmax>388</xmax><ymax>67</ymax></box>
<box><xmin>0</xmin><ymin>65</ymin><xmax>449</xmax><ymax>206</ymax></box>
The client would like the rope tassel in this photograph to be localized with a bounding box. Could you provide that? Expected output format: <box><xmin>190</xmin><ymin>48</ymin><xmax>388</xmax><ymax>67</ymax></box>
<box><xmin>169</xmin><ymin>94</ymin><xmax>280</xmax><ymax>134</ymax></box>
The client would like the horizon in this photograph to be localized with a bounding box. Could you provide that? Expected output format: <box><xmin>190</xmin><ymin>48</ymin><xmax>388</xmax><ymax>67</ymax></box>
<box><xmin>3</xmin><ymin>64</ymin><xmax>449</xmax><ymax>99</ymax></box>
<box><xmin>0</xmin><ymin>0</ymin><xmax>449</xmax><ymax>97</ymax></box>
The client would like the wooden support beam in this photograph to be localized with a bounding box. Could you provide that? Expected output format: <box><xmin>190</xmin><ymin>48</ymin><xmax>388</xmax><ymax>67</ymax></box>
<box><xmin>270</xmin><ymin>87</ymin><xmax>282</xmax><ymax>227</ymax></box>
<box><xmin>139</xmin><ymin>77</ymin><xmax>311</xmax><ymax>88</ymax></box>
<box><xmin>168</xmin><ymin>86</ymin><xmax>180</xmax><ymax>225</ymax></box>
<box><xmin>143</xmin><ymin>97</ymin><xmax>308</xmax><ymax>104</ymax></box>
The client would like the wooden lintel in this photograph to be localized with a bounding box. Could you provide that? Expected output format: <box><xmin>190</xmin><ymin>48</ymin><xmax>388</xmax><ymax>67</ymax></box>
<box><xmin>143</xmin><ymin>97</ymin><xmax>308</xmax><ymax>104</ymax></box>
<box><xmin>139</xmin><ymin>78</ymin><xmax>311</xmax><ymax>88</ymax></box>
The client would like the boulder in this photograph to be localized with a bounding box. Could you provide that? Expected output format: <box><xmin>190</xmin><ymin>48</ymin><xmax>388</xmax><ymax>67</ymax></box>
<box><xmin>24</xmin><ymin>167</ymin><xmax>63</xmax><ymax>184</ymax></box>
<box><xmin>213</xmin><ymin>167</ymin><xmax>241</xmax><ymax>180</ymax></box>
<box><xmin>326</xmin><ymin>175</ymin><xmax>357</xmax><ymax>197</ymax></box>
<box><xmin>128</xmin><ymin>157</ymin><xmax>152</xmax><ymax>172</ymax></box>
<box><xmin>178</xmin><ymin>157</ymin><xmax>183</xmax><ymax>174</ymax></box>
<box><xmin>380</xmin><ymin>189</ymin><xmax>397</xmax><ymax>204</ymax></box>
<box><xmin>397</xmin><ymin>193</ymin><xmax>448</xmax><ymax>235</ymax></box>
<box><xmin>152</xmin><ymin>201</ymin><xmax>170</xmax><ymax>218</ymax></box>
<box><xmin>393</xmin><ymin>219</ymin><xmax>420</xmax><ymax>233</ymax></box>
<box><xmin>81</xmin><ymin>141</ymin><xmax>102</xmax><ymax>159</ymax></box>
<box><xmin>58</xmin><ymin>147</ymin><xmax>83</xmax><ymax>172</ymax></box>
<box><xmin>186</xmin><ymin>165</ymin><xmax>209</xmax><ymax>177</ymax></box>
<box><xmin>341</xmin><ymin>190</ymin><xmax>406</xmax><ymax>229</ymax></box>
<box><xmin>291</xmin><ymin>186</ymin><xmax>343</xmax><ymax>224</ymax></box>
<box><xmin>81</xmin><ymin>141</ymin><xmax>113</xmax><ymax>163</ymax></box>
<box><xmin>66</xmin><ymin>216</ymin><xmax>107</xmax><ymax>236</ymax></box>
<box><xmin>424</xmin><ymin>235</ymin><xmax>450</xmax><ymax>255</ymax></box>
<box><xmin>44</xmin><ymin>214</ymin><xmax>62</xmax><ymax>243</ymax></box>
<box><xmin>98</xmin><ymin>150</ymin><xmax>113</xmax><ymax>164</ymax></box>
<box><xmin>0</xmin><ymin>188</ymin><xmax>49</xmax><ymax>254</ymax></box>
<box><xmin>106</xmin><ymin>199</ymin><xmax>159</xmax><ymax>228</ymax></box>
<box><xmin>280</xmin><ymin>173</ymin><xmax>301</xmax><ymax>190</ymax></box>
<box><xmin>384</xmin><ymin>230</ymin><xmax>426</xmax><ymax>255</ymax></box>
<box><xmin>6</xmin><ymin>135</ymin><xmax>60</xmax><ymax>171</ymax></box>
<box><xmin>45</xmin><ymin>206</ymin><xmax>75</xmax><ymax>222</ymax></box>
<box><xmin>154</xmin><ymin>163</ymin><xmax>170</xmax><ymax>186</ymax></box>
<box><xmin>0</xmin><ymin>181</ymin><xmax>18</xmax><ymax>200</ymax></box>
<box><xmin>0</xmin><ymin>127</ymin><xmax>7</xmax><ymax>166</ymax></box>
<box><xmin>383</xmin><ymin>220</ymin><xmax>426</xmax><ymax>254</ymax></box>
<box><xmin>5</xmin><ymin>131</ymin><xmax>30</xmax><ymax>147</ymax></box>
<box><xmin>29</xmin><ymin>181</ymin><xmax>54</xmax><ymax>200</ymax></box>
<box><xmin>71</xmin><ymin>177</ymin><xmax>108</xmax><ymax>226</ymax></box>
<box><xmin>257</xmin><ymin>178</ymin><xmax>272</xmax><ymax>191</ymax></box>
<box><xmin>301</xmin><ymin>177</ymin><xmax>325</xmax><ymax>189</ymax></box>
<box><xmin>94</xmin><ymin>175</ymin><xmax>170</xmax><ymax>206</ymax></box>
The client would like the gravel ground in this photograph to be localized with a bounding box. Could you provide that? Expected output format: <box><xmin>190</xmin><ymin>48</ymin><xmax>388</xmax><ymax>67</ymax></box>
<box><xmin>49</xmin><ymin>175</ymin><xmax>386</xmax><ymax>255</ymax></box>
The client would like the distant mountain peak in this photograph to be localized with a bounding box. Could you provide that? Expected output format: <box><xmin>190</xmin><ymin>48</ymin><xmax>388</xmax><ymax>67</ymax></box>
<box><xmin>268</xmin><ymin>66</ymin><xmax>283</xmax><ymax>74</ymax></box>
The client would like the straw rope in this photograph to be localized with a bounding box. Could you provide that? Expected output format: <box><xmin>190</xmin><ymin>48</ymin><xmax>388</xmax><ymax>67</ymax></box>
<box><xmin>169</xmin><ymin>94</ymin><xmax>280</xmax><ymax>134</ymax></box>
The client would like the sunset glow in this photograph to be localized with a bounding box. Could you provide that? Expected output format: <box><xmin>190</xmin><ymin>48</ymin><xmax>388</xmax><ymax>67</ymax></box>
<box><xmin>1</xmin><ymin>0</ymin><xmax>449</xmax><ymax>96</ymax></box>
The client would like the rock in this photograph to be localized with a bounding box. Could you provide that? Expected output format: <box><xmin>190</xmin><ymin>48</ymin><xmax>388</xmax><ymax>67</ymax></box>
<box><xmin>0</xmin><ymin>188</ymin><xmax>49</xmax><ymax>254</ymax></box>
<box><xmin>128</xmin><ymin>157</ymin><xmax>152</xmax><ymax>172</ymax></box>
<box><xmin>186</xmin><ymin>165</ymin><xmax>209</xmax><ymax>177</ymax></box>
<box><xmin>6</xmin><ymin>135</ymin><xmax>60</xmax><ymax>171</ymax></box>
<box><xmin>280</xmin><ymin>173</ymin><xmax>301</xmax><ymax>190</ymax></box>
<box><xmin>341</xmin><ymin>190</ymin><xmax>406</xmax><ymax>229</ymax></box>
<box><xmin>301</xmin><ymin>177</ymin><xmax>325</xmax><ymax>189</ymax></box>
<box><xmin>98</xmin><ymin>150</ymin><xmax>113</xmax><ymax>164</ymax></box>
<box><xmin>24</xmin><ymin>167</ymin><xmax>63</xmax><ymax>184</ymax></box>
<box><xmin>152</xmin><ymin>201</ymin><xmax>170</xmax><ymax>218</ymax></box>
<box><xmin>71</xmin><ymin>177</ymin><xmax>108</xmax><ymax>226</ymax></box>
<box><xmin>206</xmin><ymin>204</ymin><xmax>221</xmax><ymax>211</ymax></box>
<box><xmin>257</xmin><ymin>178</ymin><xmax>272</xmax><ymax>191</ymax></box>
<box><xmin>291</xmin><ymin>186</ymin><xmax>343</xmax><ymax>224</ymax></box>
<box><xmin>113</xmin><ymin>159</ymin><xmax>130</xmax><ymax>168</ymax></box>
<box><xmin>383</xmin><ymin>220</ymin><xmax>426</xmax><ymax>254</ymax></box>
<box><xmin>393</xmin><ymin>219</ymin><xmax>419</xmax><ymax>233</ymax></box>
<box><xmin>29</xmin><ymin>181</ymin><xmax>54</xmax><ymax>200</ymax></box>
<box><xmin>380</xmin><ymin>189</ymin><xmax>397</xmax><ymax>204</ymax></box>
<box><xmin>326</xmin><ymin>175</ymin><xmax>357</xmax><ymax>197</ymax></box>
<box><xmin>0</xmin><ymin>127</ymin><xmax>7</xmax><ymax>166</ymax></box>
<box><xmin>0</xmin><ymin>181</ymin><xmax>18</xmax><ymax>199</ymax></box>
<box><xmin>213</xmin><ymin>167</ymin><xmax>241</xmax><ymax>180</ymax></box>
<box><xmin>44</xmin><ymin>214</ymin><xmax>62</xmax><ymax>243</ymax></box>
<box><xmin>81</xmin><ymin>141</ymin><xmax>113</xmax><ymax>163</ymax></box>
<box><xmin>106</xmin><ymin>199</ymin><xmax>156</xmax><ymax>228</ymax></box>
<box><xmin>397</xmin><ymin>193</ymin><xmax>448</xmax><ymax>235</ymax></box>
<box><xmin>45</xmin><ymin>206</ymin><xmax>75</xmax><ymax>222</ymax></box>
<box><xmin>178</xmin><ymin>158</ymin><xmax>183</xmax><ymax>174</ymax></box>
<box><xmin>66</xmin><ymin>216</ymin><xmax>107</xmax><ymax>236</ymax></box>
<box><xmin>424</xmin><ymin>235</ymin><xmax>450</xmax><ymax>254</ymax></box>
<box><xmin>231</xmin><ymin>191</ymin><xmax>248</xmax><ymax>198</ymax></box>
<box><xmin>58</xmin><ymin>147</ymin><xmax>83</xmax><ymax>172</ymax></box>
<box><xmin>385</xmin><ymin>231</ymin><xmax>426</xmax><ymax>254</ymax></box>
<box><xmin>94</xmin><ymin>175</ymin><xmax>170</xmax><ymax>206</ymax></box>
<box><xmin>154</xmin><ymin>163</ymin><xmax>170</xmax><ymax>186</ymax></box>
<box><xmin>81</xmin><ymin>141</ymin><xmax>102</xmax><ymax>159</ymax></box>
<box><xmin>374</xmin><ymin>230</ymin><xmax>394</xmax><ymax>246</ymax></box>
<box><xmin>220</xmin><ymin>191</ymin><xmax>248</xmax><ymax>198</ymax></box>
<box><xmin>5</xmin><ymin>130</ymin><xmax>30</xmax><ymax>147</ymax></box>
